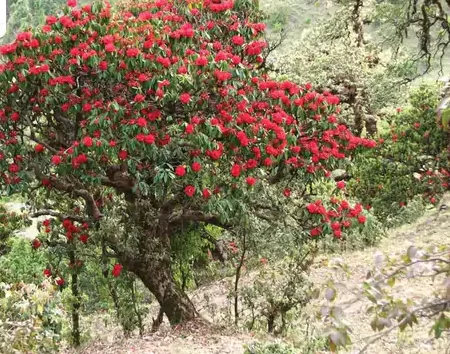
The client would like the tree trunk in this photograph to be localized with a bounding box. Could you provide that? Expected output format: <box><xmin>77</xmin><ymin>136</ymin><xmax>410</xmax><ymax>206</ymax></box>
<box><xmin>133</xmin><ymin>260</ymin><xmax>197</xmax><ymax>324</ymax></box>
<box><xmin>69</xmin><ymin>250</ymin><xmax>81</xmax><ymax>347</ymax></box>
<box><xmin>117</xmin><ymin>225</ymin><xmax>197</xmax><ymax>325</ymax></box>
<box><xmin>151</xmin><ymin>307</ymin><xmax>164</xmax><ymax>332</ymax></box>
<box><xmin>267</xmin><ymin>314</ymin><xmax>275</xmax><ymax>333</ymax></box>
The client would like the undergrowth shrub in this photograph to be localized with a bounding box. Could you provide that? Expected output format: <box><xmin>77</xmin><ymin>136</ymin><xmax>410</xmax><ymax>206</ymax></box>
<box><xmin>0</xmin><ymin>237</ymin><xmax>47</xmax><ymax>284</ymax></box>
<box><xmin>0</xmin><ymin>281</ymin><xmax>64</xmax><ymax>354</ymax></box>
<box><xmin>244</xmin><ymin>337</ymin><xmax>327</xmax><ymax>354</ymax></box>
<box><xmin>241</xmin><ymin>249</ymin><xmax>315</xmax><ymax>334</ymax></box>
<box><xmin>244</xmin><ymin>342</ymin><xmax>298</xmax><ymax>354</ymax></box>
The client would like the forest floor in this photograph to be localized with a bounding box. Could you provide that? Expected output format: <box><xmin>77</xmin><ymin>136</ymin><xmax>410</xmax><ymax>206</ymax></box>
<box><xmin>58</xmin><ymin>200</ymin><xmax>450</xmax><ymax>354</ymax></box>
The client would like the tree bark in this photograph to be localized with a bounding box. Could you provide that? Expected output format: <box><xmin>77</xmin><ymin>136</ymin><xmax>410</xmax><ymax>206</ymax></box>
<box><xmin>132</xmin><ymin>258</ymin><xmax>197</xmax><ymax>324</ymax></box>
<box><xmin>117</xmin><ymin>225</ymin><xmax>197</xmax><ymax>325</ymax></box>
<box><xmin>69</xmin><ymin>250</ymin><xmax>81</xmax><ymax>347</ymax></box>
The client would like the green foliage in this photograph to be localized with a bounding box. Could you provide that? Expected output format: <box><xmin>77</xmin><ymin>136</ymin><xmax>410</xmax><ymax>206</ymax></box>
<box><xmin>240</xmin><ymin>249</ymin><xmax>314</xmax><ymax>334</ymax></box>
<box><xmin>348</xmin><ymin>84</ymin><xmax>450</xmax><ymax>223</ymax></box>
<box><xmin>0</xmin><ymin>204</ymin><xmax>25</xmax><ymax>256</ymax></box>
<box><xmin>0</xmin><ymin>237</ymin><xmax>47</xmax><ymax>283</ymax></box>
<box><xmin>0</xmin><ymin>281</ymin><xmax>64</xmax><ymax>354</ymax></box>
<box><xmin>108</xmin><ymin>274</ymin><xmax>149</xmax><ymax>335</ymax></box>
<box><xmin>264</xmin><ymin>6</ymin><xmax>289</xmax><ymax>33</ymax></box>
<box><xmin>171</xmin><ymin>224</ymin><xmax>217</xmax><ymax>290</ymax></box>
<box><xmin>244</xmin><ymin>342</ymin><xmax>298</xmax><ymax>354</ymax></box>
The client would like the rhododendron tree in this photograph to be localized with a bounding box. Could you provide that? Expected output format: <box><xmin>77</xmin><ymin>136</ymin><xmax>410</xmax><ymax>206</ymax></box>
<box><xmin>0</xmin><ymin>0</ymin><xmax>375</xmax><ymax>324</ymax></box>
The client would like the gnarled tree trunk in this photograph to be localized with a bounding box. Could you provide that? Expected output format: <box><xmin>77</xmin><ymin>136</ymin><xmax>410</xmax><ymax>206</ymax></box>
<box><xmin>132</xmin><ymin>257</ymin><xmax>197</xmax><ymax>324</ymax></box>
<box><xmin>116</xmin><ymin>221</ymin><xmax>197</xmax><ymax>325</ymax></box>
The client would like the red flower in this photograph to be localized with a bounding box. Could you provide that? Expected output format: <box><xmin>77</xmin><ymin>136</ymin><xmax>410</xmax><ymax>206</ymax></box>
<box><xmin>32</xmin><ymin>239</ymin><xmax>41</xmax><ymax>249</ymax></box>
<box><xmin>191</xmin><ymin>162</ymin><xmax>201</xmax><ymax>172</ymax></box>
<box><xmin>112</xmin><ymin>264</ymin><xmax>123</xmax><ymax>277</ymax></box>
<box><xmin>231</xmin><ymin>164</ymin><xmax>241</xmax><ymax>177</ymax></box>
<box><xmin>333</xmin><ymin>230</ymin><xmax>342</xmax><ymax>238</ymax></box>
<box><xmin>79</xmin><ymin>234</ymin><xmax>89</xmax><ymax>244</ymax></box>
<box><xmin>105</xmin><ymin>43</ymin><xmax>115</xmax><ymax>52</ymax></box>
<box><xmin>82</xmin><ymin>103</ymin><xmax>92</xmax><ymax>112</ymax></box>
<box><xmin>195</xmin><ymin>56</ymin><xmax>208</xmax><ymax>66</ymax></box>
<box><xmin>184</xmin><ymin>185</ymin><xmax>195</xmax><ymax>197</ymax></box>
<box><xmin>357</xmin><ymin>215</ymin><xmax>366</xmax><ymax>224</ymax></box>
<box><xmin>180</xmin><ymin>93</ymin><xmax>191</xmax><ymax>104</ymax></box>
<box><xmin>99</xmin><ymin>61</ymin><xmax>108</xmax><ymax>70</ymax></box>
<box><xmin>46</xmin><ymin>16</ymin><xmax>58</xmax><ymax>25</ymax></box>
<box><xmin>126</xmin><ymin>48</ymin><xmax>140</xmax><ymax>57</ymax></box>
<box><xmin>283</xmin><ymin>188</ymin><xmax>291</xmax><ymax>197</ymax></box>
<box><xmin>34</xmin><ymin>144</ymin><xmax>44</xmax><ymax>153</ymax></box>
<box><xmin>43</xmin><ymin>268</ymin><xmax>52</xmax><ymax>277</ymax></box>
<box><xmin>185</xmin><ymin>124</ymin><xmax>194</xmax><ymax>134</ymax></box>
<box><xmin>336</xmin><ymin>181</ymin><xmax>346</xmax><ymax>190</ymax></box>
<box><xmin>342</xmin><ymin>220</ymin><xmax>351</xmax><ymax>228</ymax></box>
<box><xmin>134</xmin><ymin>94</ymin><xmax>145</xmax><ymax>103</ymax></box>
<box><xmin>11</xmin><ymin>112</ymin><xmax>19</xmax><ymax>121</ymax></box>
<box><xmin>51</xmin><ymin>155</ymin><xmax>62</xmax><ymax>165</ymax></box>
<box><xmin>202</xmin><ymin>188</ymin><xmax>211</xmax><ymax>199</ymax></box>
<box><xmin>144</xmin><ymin>134</ymin><xmax>155</xmax><ymax>144</ymax></box>
<box><xmin>175</xmin><ymin>166</ymin><xmax>186</xmax><ymax>177</ymax></box>
<box><xmin>118</xmin><ymin>150</ymin><xmax>128</xmax><ymax>160</ymax></box>
<box><xmin>56</xmin><ymin>277</ymin><xmax>65</xmax><ymax>286</ymax></box>
<box><xmin>246</xmin><ymin>177</ymin><xmax>256</xmax><ymax>186</ymax></box>
<box><xmin>307</xmin><ymin>203</ymin><xmax>318</xmax><ymax>213</ymax></box>
<box><xmin>232</xmin><ymin>35</ymin><xmax>244</xmax><ymax>46</ymax></box>
<box><xmin>214</xmin><ymin>70</ymin><xmax>232</xmax><ymax>81</ymax></box>
<box><xmin>67</xmin><ymin>0</ymin><xmax>76</xmax><ymax>7</ymax></box>
<box><xmin>82</xmin><ymin>136</ymin><xmax>93</xmax><ymax>147</ymax></box>
<box><xmin>340</xmin><ymin>200</ymin><xmax>349</xmax><ymax>209</ymax></box>
<box><xmin>8</xmin><ymin>163</ymin><xmax>19</xmax><ymax>173</ymax></box>
<box><xmin>310</xmin><ymin>227</ymin><xmax>322</xmax><ymax>237</ymax></box>
<box><xmin>331</xmin><ymin>222</ymin><xmax>340</xmax><ymax>230</ymax></box>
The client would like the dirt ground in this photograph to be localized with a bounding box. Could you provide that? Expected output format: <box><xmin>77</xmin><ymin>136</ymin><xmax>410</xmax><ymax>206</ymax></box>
<box><xmin>64</xmin><ymin>203</ymin><xmax>450</xmax><ymax>354</ymax></box>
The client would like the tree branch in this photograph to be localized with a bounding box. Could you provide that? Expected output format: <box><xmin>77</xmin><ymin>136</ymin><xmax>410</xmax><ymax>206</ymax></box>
<box><xmin>168</xmin><ymin>210</ymin><xmax>232</xmax><ymax>230</ymax></box>
<box><xmin>30</xmin><ymin>210</ymin><xmax>90</xmax><ymax>223</ymax></box>
<box><xmin>31</xmin><ymin>163</ymin><xmax>103</xmax><ymax>220</ymax></box>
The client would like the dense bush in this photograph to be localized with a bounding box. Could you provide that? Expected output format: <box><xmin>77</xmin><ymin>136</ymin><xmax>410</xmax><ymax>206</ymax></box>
<box><xmin>348</xmin><ymin>84</ymin><xmax>450</xmax><ymax>224</ymax></box>
<box><xmin>0</xmin><ymin>237</ymin><xmax>47</xmax><ymax>284</ymax></box>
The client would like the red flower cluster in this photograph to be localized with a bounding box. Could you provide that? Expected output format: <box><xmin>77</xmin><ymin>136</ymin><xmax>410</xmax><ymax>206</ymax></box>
<box><xmin>306</xmin><ymin>198</ymin><xmax>366</xmax><ymax>238</ymax></box>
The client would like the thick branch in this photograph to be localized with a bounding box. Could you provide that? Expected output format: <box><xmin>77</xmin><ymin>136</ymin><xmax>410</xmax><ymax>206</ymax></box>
<box><xmin>168</xmin><ymin>210</ymin><xmax>232</xmax><ymax>230</ymax></box>
<box><xmin>32</xmin><ymin>163</ymin><xmax>103</xmax><ymax>220</ymax></box>
<box><xmin>30</xmin><ymin>210</ymin><xmax>89</xmax><ymax>223</ymax></box>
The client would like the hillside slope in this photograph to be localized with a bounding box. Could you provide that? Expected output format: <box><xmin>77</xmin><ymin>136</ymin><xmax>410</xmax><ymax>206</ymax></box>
<box><xmin>64</xmin><ymin>202</ymin><xmax>450</xmax><ymax>354</ymax></box>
